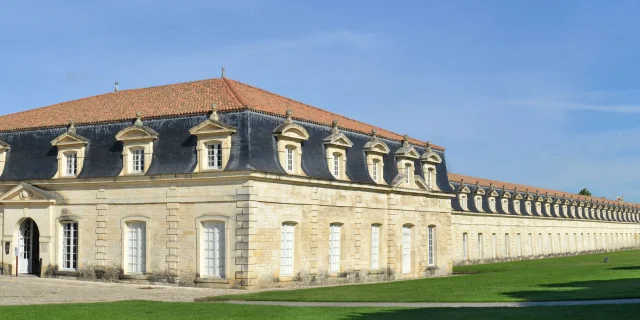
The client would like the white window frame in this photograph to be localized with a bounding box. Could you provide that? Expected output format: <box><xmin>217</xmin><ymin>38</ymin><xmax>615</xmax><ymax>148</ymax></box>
<box><xmin>426</xmin><ymin>168</ymin><xmax>434</xmax><ymax>188</ymax></box>
<box><xmin>462</xmin><ymin>232</ymin><xmax>469</xmax><ymax>260</ymax></box>
<box><xmin>64</xmin><ymin>152</ymin><xmax>77</xmax><ymax>177</ymax></box>
<box><xmin>489</xmin><ymin>198</ymin><xmax>496</xmax><ymax>211</ymax></box>
<box><xmin>460</xmin><ymin>194</ymin><xmax>468</xmax><ymax>210</ymax></box>
<box><xmin>505</xmin><ymin>233</ymin><xmax>510</xmax><ymax>257</ymax></box>
<box><xmin>286</xmin><ymin>147</ymin><xmax>295</xmax><ymax>172</ymax></box>
<box><xmin>475</xmin><ymin>197</ymin><xmax>482</xmax><ymax>209</ymax></box>
<box><xmin>202</xmin><ymin>221</ymin><xmax>225</xmax><ymax>278</ymax></box>
<box><xmin>131</xmin><ymin>148</ymin><xmax>145</xmax><ymax>174</ymax></box>
<box><xmin>329</xmin><ymin>224</ymin><xmax>341</xmax><ymax>272</ymax></box>
<box><xmin>491</xmin><ymin>233</ymin><xmax>497</xmax><ymax>259</ymax></box>
<box><xmin>428</xmin><ymin>226</ymin><xmax>435</xmax><ymax>266</ymax></box>
<box><xmin>126</xmin><ymin>221</ymin><xmax>146</xmax><ymax>274</ymax></box>
<box><xmin>402</xmin><ymin>226</ymin><xmax>412</xmax><ymax>273</ymax></box>
<box><xmin>281</xmin><ymin>223</ymin><xmax>295</xmax><ymax>276</ymax></box>
<box><xmin>404</xmin><ymin>164</ymin><xmax>411</xmax><ymax>184</ymax></box>
<box><xmin>206</xmin><ymin>143</ymin><xmax>223</xmax><ymax>169</ymax></box>
<box><xmin>372</xmin><ymin>159</ymin><xmax>379</xmax><ymax>182</ymax></box>
<box><xmin>371</xmin><ymin>224</ymin><xmax>380</xmax><ymax>269</ymax></box>
<box><xmin>333</xmin><ymin>153</ymin><xmax>341</xmax><ymax>178</ymax></box>
<box><xmin>61</xmin><ymin>221</ymin><xmax>78</xmax><ymax>270</ymax></box>
<box><xmin>478</xmin><ymin>233</ymin><xmax>484</xmax><ymax>260</ymax></box>
<box><xmin>517</xmin><ymin>234</ymin><xmax>522</xmax><ymax>257</ymax></box>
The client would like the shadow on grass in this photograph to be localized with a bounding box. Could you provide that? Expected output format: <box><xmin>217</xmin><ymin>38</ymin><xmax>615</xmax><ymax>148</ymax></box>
<box><xmin>503</xmin><ymin>278</ymin><xmax>640</xmax><ymax>302</ymax></box>
<box><xmin>340</xmin><ymin>304</ymin><xmax>640</xmax><ymax>320</ymax></box>
<box><xmin>609</xmin><ymin>266</ymin><xmax>640</xmax><ymax>271</ymax></box>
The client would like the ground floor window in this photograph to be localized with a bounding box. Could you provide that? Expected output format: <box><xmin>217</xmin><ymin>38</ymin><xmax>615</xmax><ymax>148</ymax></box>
<box><xmin>428</xmin><ymin>226</ymin><xmax>435</xmax><ymax>266</ymax></box>
<box><xmin>491</xmin><ymin>233</ymin><xmax>497</xmax><ymax>259</ymax></box>
<box><xmin>477</xmin><ymin>233</ymin><xmax>484</xmax><ymax>260</ymax></box>
<box><xmin>203</xmin><ymin>221</ymin><xmax>225</xmax><ymax>278</ymax></box>
<box><xmin>462</xmin><ymin>233</ymin><xmax>469</xmax><ymax>260</ymax></box>
<box><xmin>280</xmin><ymin>223</ymin><xmax>295</xmax><ymax>276</ymax></box>
<box><xmin>126</xmin><ymin>221</ymin><xmax>146</xmax><ymax>274</ymax></box>
<box><xmin>329</xmin><ymin>224</ymin><xmax>341</xmax><ymax>272</ymax></box>
<box><xmin>402</xmin><ymin>225</ymin><xmax>412</xmax><ymax>273</ymax></box>
<box><xmin>62</xmin><ymin>222</ymin><xmax>78</xmax><ymax>270</ymax></box>
<box><xmin>371</xmin><ymin>224</ymin><xmax>380</xmax><ymax>269</ymax></box>
<box><xmin>505</xmin><ymin>234</ymin><xmax>510</xmax><ymax>257</ymax></box>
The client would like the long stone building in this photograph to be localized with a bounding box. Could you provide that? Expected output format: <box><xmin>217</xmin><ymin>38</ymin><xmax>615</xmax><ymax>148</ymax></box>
<box><xmin>0</xmin><ymin>77</ymin><xmax>638</xmax><ymax>288</ymax></box>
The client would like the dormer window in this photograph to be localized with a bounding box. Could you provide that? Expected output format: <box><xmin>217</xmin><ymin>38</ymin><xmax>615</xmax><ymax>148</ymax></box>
<box><xmin>190</xmin><ymin>104</ymin><xmax>237</xmax><ymax>173</ymax></box>
<box><xmin>323</xmin><ymin>120</ymin><xmax>352</xmax><ymax>181</ymax></box>
<box><xmin>286</xmin><ymin>147</ymin><xmax>295</xmax><ymax>172</ymax></box>
<box><xmin>333</xmin><ymin>153</ymin><xmax>341</xmax><ymax>178</ymax></box>
<box><xmin>395</xmin><ymin>135</ymin><xmax>420</xmax><ymax>188</ymax></box>
<box><xmin>489</xmin><ymin>198</ymin><xmax>496</xmax><ymax>211</ymax></box>
<box><xmin>421</xmin><ymin>142</ymin><xmax>442</xmax><ymax>191</ymax></box>
<box><xmin>502</xmin><ymin>199</ymin><xmax>509</xmax><ymax>212</ymax></box>
<box><xmin>131</xmin><ymin>148</ymin><xmax>145</xmax><ymax>173</ymax></box>
<box><xmin>475</xmin><ymin>196</ymin><xmax>482</xmax><ymax>209</ymax></box>
<box><xmin>206</xmin><ymin>143</ymin><xmax>223</xmax><ymax>169</ymax></box>
<box><xmin>273</xmin><ymin>110</ymin><xmax>309</xmax><ymax>176</ymax></box>
<box><xmin>51</xmin><ymin>121</ymin><xmax>88</xmax><ymax>179</ymax></box>
<box><xmin>65</xmin><ymin>152</ymin><xmax>77</xmax><ymax>176</ymax></box>
<box><xmin>460</xmin><ymin>194</ymin><xmax>468</xmax><ymax>210</ymax></box>
<box><xmin>364</xmin><ymin>129</ymin><xmax>389</xmax><ymax>185</ymax></box>
<box><xmin>526</xmin><ymin>201</ymin><xmax>532</xmax><ymax>213</ymax></box>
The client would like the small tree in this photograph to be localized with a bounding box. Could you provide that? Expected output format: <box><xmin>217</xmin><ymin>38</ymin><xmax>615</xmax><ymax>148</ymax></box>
<box><xmin>578</xmin><ymin>188</ymin><xmax>592</xmax><ymax>196</ymax></box>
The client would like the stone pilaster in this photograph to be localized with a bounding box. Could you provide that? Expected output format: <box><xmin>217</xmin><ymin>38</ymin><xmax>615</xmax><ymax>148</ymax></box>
<box><xmin>386</xmin><ymin>194</ymin><xmax>400</xmax><ymax>276</ymax></box>
<box><xmin>235</xmin><ymin>181</ymin><xmax>257</xmax><ymax>288</ymax></box>
<box><xmin>166</xmin><ymin>185</ymin><xmax>180</xmax><ymax>276</ymax></box>
<box><xmin>95</xmin><ymin>185</ymin><xmax>108</xmax><ymax>268</ymax></box>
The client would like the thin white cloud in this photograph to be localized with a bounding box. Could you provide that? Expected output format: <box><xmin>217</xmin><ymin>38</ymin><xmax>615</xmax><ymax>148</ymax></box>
<box><xmin>508</xmin><ymin>99</ymin><xmax>640</xmax><ymax>113</ymax></box>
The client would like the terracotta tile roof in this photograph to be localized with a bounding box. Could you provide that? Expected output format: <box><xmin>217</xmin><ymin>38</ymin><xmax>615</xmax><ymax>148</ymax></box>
<box><xmin>0</xmin><ymin>77</ymin><xmax>443</xmax><ymax>150</ymax></box>
<box><xmin>448</xmin><ymin>173</ymin><xmax>639</xmax><ymax>208</ymax></box>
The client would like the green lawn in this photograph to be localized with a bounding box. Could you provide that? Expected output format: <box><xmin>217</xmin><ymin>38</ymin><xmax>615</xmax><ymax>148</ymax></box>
<box><xmin>0</xmin><ymin>301</ymin><xmax>639</xmax><ymax>320</ymax></box>
<box><xmin>208</xmin><ymin>250</ymin><xmax>640</xmax><ymax>302</ymax></box>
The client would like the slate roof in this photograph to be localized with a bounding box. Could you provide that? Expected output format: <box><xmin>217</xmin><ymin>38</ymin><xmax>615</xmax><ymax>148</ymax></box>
<box><xmin>448</xmin><ymin>173</ymin><xmax>639</xmax><ymax>208</ymax></box>
<box><xmin>0</xmin><ymin>78</ymin><xmax>443</xmax><ymax>150</ymax></box>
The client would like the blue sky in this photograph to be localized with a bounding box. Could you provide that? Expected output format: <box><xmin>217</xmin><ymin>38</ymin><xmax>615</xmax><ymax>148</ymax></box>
<box><xmin>2</xmin><ymin>1</ymin><xmax>640</xmax><ymax>201</ymax></box>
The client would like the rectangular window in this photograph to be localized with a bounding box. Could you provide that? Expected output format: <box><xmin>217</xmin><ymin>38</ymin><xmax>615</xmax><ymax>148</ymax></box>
<box><xmin>548</xmin><ymin>233</ymin><xmax>553</xmax><ymax>254</ymax></box>
<box><xmin>127</xmin><ymin>222</ymin><xmax>146</xmax><ymax>274</ymax></box>
<box><xmin>131</xmin><ymin>149</ymin><xmax>145</xmax><ymax>173</ymax></box>
<box><xmin>371</xmin><ymin>225</ymin><xmax>380</xmax><ymax>269</ymax></box>
<box><xmin>462</xmin><ymin>233</ymin><xmax>468</xmax><ymax>260</ymax></box>
<box><xmin>286</xmin><ymin>147</ymin><xmax>294</xmax><ymax>172</ymax></box>
<box><xmin>505</xmin><ymin>233</ymin><xmax>510</xmax><ymax>257</ymax></box>
<box><xmin>203</xmin><ymin>221</ymin><xmax>225</xmax><ymax>278</ymax></box>
<box><xmin>333</xmin><ymin>155</ymin><xmax>340</xmax><ymax>177</ymax></box>
<box><xmin>402</xmin><ymin>226</ymin><xmax>411</xmax><ymax>273</ymax></box>
<box><xmin>538</xmin><ymin>233</ymin><xmax>543</xmax><ymax>255</ymax></box>
<box><xmin>206</xmin><ymin>143</ymin><xmax>222</xmax><ymax>169</ymax></box>
<box><xmin>528</xmin><ymin>233</ymin><xmax>533</xmax><ymax>256</ymax></box>
<box><xmin>426</xmin><ymin>169</ymin><xmax>432</xmax><ymax>188</ymax></box>
<box><xmin>329</xmin><ymin>224</ymin><xmax>341</xmax><ymax>272</ymax></box>
<box><xmin>372</xmin><ymin>161</ymin><xmax>378</xmax><ymax>182</ymax></box>
<box><xmin>281</xmin><ymin>223</ymin><xmax>294</xmax><ymax>276</ymax></box>
<box><xmin>492</xmin><ymin>233</ymin><xmax>497</xmax><ymax>259</ymax></box>
<box><xmin>65</xmin><ymin>152</ymin><xmax>77</xmax><ymax>176</ymax></box>
<box><xmin>478</xmin><ymin>233</ymin><xmax>484</xmax><ymax>260</ymax></box>
<box><xmin>62</xmin><ymin>222</ymin><xmax>78</xmax><ymax>270</ymax></box>
<box><xmin>517</xmin><ymin>234</ymin><xmax>522</xmax><ymax>257</ymax></box>
<box><xmin>405</xmin><ymin>165</ymin><xmax>410</xmax><ymax>183</ymax></box>
<box><xmin>428</xmin><ymin>226</ymin><xmax>435</xmax><ymax>266</ymax></box>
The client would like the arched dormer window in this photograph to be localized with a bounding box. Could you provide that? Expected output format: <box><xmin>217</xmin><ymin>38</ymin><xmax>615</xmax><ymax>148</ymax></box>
<box><xmin>323</xmin><ymin>120</ymin><xmax>352</xmax><ymax>181</ymax></box>
<box><xmin>0</xmin><ymin>139</ymin><xmax>8</xmax><ymax>177</ymax></box>
<box><xmin>395</xmin><ymin>135</ymin><xmax>419</xmax><ymax>188</ymax></box>
<box><xmin>502</xmin><ymin>198</ymin><xmax>509</xmax><ymax>212</ymax></box>
<box><xmin>525</xmin><ymin>201</ymin><xmax>532</xmax><ymax>214</ymax></box>
<box><xmin>489</xmin><ymin>197</ymin><xmax>496</xmax><ymax>212</ymax></box>
<box><xmin>273</xmin><ymin>110</ymin><xmax>309</xmax><ymax>176</ymax></box>
<box><xmin>51</xmin><ymin>121</ymin><xmax>88</xmax><ymax>178</ymax></box>
<box><xmin>421</xmin><ymin>142</ymin><xmax>442</xmax><ymax>191</ymax></box>
<box><xmin>475</xmin><ymin>196</ymin><xmax>482</xmax><ymax>210</ymax></box>
<box><xmin>115</xmin><ymin>113</ymin><xmax>158</xmax><ymax>176</ymax></box>
<box><xmin>189</xmin><ymin>104</ymin><xmax>237</xmax><ymax>173</ymax></box>
<box><xmin>364</xmin><ymin>129</ymin><xmax>390</xmax><ymax>185</ymax></box>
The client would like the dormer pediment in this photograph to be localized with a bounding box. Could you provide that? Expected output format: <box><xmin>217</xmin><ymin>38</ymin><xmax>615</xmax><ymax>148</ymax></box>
<box><xmin>514</xmin><ymin>193</ymin><xmax>523</xmax><ymax>200</ymax></box>
<box><xmin>536</xmin><ymin>196</ymin><xmax>544</xmax><ymax>202</ymax></box>
<box><xmin>459</xmin><ymin>185</ymin><xmax>471</xmax><ymax>193</ymax></box>
<box><xmin>116</xmin><ymin>125</ymin><xmax>158</xmax><ymax>142</ymax></box>
<box><xmin>0</xmin><ymin>182</ymin><xmax>60</xmax><ymax>203</ymax></box>
<box><xmin>323</xmin><ymin>133</ymin><xmax>353</xmax><ymax>148</ymax></box>
<box><xmin>51</xmin><ymin>131</ymin><xmax>89</xmax><ymax>147</ymax></box>
<box><xmin>475</xmin><ymin>188</ymin><xmax>485</xmax><ymax>195</ymax></box>
<box><xmin>526</xmin><ymin>195</ymin><xmax>534</xmax><ymax>201</ymax></box>
<box><xmin>364</xmin><ymin>131</ymin><xmax>390</xmax><ymax>154</ymax></box>
<box><xmin>490</xmin><ymin>190</ymin><xmax>499</xmax><ymax>197</ymax></box>
<box><xmin>273</xmin><ymin>111</ymin><xmax>310</xmax><ymax>142</ymax></box>
<box><xmin>421</xmin><ymin>143</ymin><xmax>442</xmax><ymax>164</ymax></box>
<box><xmin>189</xmin><ymin>119</ymin><xmax>236</xmax><ymax>137</ymax></box>
<box><xmin>502</xmin><ymin>191</ymin><xmax>512</xmax><ymax>198</ymax></box>
<box><xmin>395</xmin><ymin>135</ymin><xmax>420</xmax><ymax>159</ymax></box>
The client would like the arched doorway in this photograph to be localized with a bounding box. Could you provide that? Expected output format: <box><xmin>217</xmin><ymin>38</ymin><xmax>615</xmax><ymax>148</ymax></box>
<box><xmin>18</xmin><ymin>218</ymin><xmax>40</xmax><ymax>275</ymax></box>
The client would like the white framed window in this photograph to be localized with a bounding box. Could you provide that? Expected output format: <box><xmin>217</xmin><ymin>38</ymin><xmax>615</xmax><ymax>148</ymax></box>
<box><xmin>538</xmin><ymin>233</ymin><xmax>543</xmax><ymax>255</ymax></box>
<box><xmin>371</xmin><ymin>224</ymin><xmax>380</xmax><ymax>269</ymax></box>
<box><xmin>426</xmin><ymin>168</ymin><xmax>434</xmax><ymax>188</ymax></box>
<box><xmin>206</xmin><ymin>143</ymin><xmax>222</xmax><ymax>169</ymax></box>
<box><xmin>525</xmin><ymin>202</ymin><xmax>532</xmax><ymax>213</ymax></box>
<box><xmin>402</xmin><ymin>226</ymin><xmax>412</xmax><ymax>273</ymax></box>
<box><xmin>202</xmin><ymin>221</ymin><xmax>225</xmax><ymax>278</ymax></box>
<box><xmin>62</xmin><ymin>222</ymin><xmax>78</xmax><ymax>270</ymax></box>
<box><xmin>65</xmin><ymin>152</ymin><xmax>77</xmax><ymax>176</ymax></box>
<box><xmin>517</xmin><ymin>234</ymin><xmax>522</xmax><ymax>257</ymax></box>
<box><xmin>478</xmin><ymin>233</ymin><xmax>484</xmax><ymax>260</ymax></box>
<box><xmin>548</xmin><ymin>233</ymin><xmax>553</xmax><ymax>254</ymax></box>
<box><xmin>502</xmin><ymin>199</ymin><xmax>509</xmax><ymax>212</ymax></box>
<box><xmin>405</xmin><ymin>164</ymin><xmax>411</xmax><ymax>184</ymax></box>
<box><xmin>333</xmin><ymin>153</ymin><xmax>341</xmax><ymax>178</ymax></box>
<box><xmin>286</xmin><ymin>147</ymin><xmax>294</xmax><ymax>172</ymax></box>
<box><xmin>126</xmin><ymin>222</ymin><xmax>146</xmax><ymax>274</ymax></box>
<box><xmin>131</xmin><ymin>148</ymin><xmax>145</xmax><ymax>173</ymax></box>
<box><xmin>281</xmin><ymin>223</ymin><xmax>295</xmax><ymax>276</ymax></box>
<box><xmin>528</xmin><ymin>233</ymin><xmax>533</xmax><ymax>256</ymax></box>
<box><xmin>372</xmin><ymin>160</ymin><xmax>379</xmax><ymax>182</ymax></box>
<box><xmin>475</xmin><ymin>197</ymin><xmax>482</xmax><ymax>209</ymax></box>
<box><xmin>491</xmin><ymin>233</ymin><xmax>497</xmax><ymax>259</ymax></box>
<box><xmin>505</xmin><ymin>233</ymin><xmax>510</xmax><ymax>257</ymax></box>
<box><xmin>462</xmin><ymin>232</ymin><xmax>469</xmax><ymax>260</ymax></box>
<box><xmin>489</xmin><ymin>198</ymin><xmax>496</xmax><ymax>211</ymax></box>
<box><xmin>428</xmin><ymin>226</ymin><xmax>435</xmax><ymax>266</ymax></box>
<box><xmin>460</xmin><ymin>194</ymin><xmax>468</xmax><ymax>210</ymax></box>
<box><xmin>329</xmin><ymin>224</ymin><xmax>341</xmax><ymax>272</ymax></box>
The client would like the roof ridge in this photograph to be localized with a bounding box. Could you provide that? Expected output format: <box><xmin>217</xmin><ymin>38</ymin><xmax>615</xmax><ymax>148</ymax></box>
<box><xmin>225</xmin><ymin>78</ymin><xmax>430</xmax><ymax>146</ymax></box>
<box><xmin>221</xmin><ymin>77</ymin><xmax>250</xmax><ymax>108</ymax></box>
